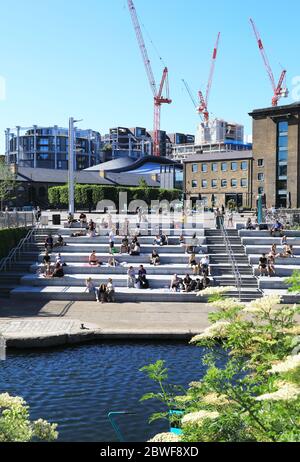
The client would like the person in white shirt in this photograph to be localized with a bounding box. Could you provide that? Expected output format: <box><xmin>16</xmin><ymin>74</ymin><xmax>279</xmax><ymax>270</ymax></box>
<box><xmin>106</xmin><ymin>278</ymin><xmax>115</xmax><ymax>303</ymax></box>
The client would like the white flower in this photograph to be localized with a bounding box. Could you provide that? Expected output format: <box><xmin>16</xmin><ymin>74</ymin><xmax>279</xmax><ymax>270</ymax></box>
<box><xmin>148</xmin><ymin>432</ymin><xmax>181</xmax><ymax>442</ymax></box>
<box><xmin>255</xmin><ymin>382</ymin><xmax>300</xmax><ymax>402</ymax></box>
<box><xmin>0</xmin><ymin>393</ymin><xmax>26</xmax><ymax>409</ymax></box>
<box><xmin>212</xmin><ymin>298</ymin><xmax>244</xmax><ymax>310</ymax></box>
<box><xmin>202</xmin><ymin>393</ymin><xmax>230</xmax><ymax>406</ymax></box>
<box><xmin>197</xmin><ymin>286</ymin><xmax>236</xmax><ymax>297</ymax></box>
<box><xmin>243</xmin><ymin>294</ymin><xmax>282</xmax><ymax>314</ymax></box>
<box><xmin>269</xmin><ymin>353</ymin><xmax>300</xmax><ymax>374</ymax></box>
<box><xmin>190</xmin><ymin>321</ymin><xmax>230</xmax><ymax>343</ymax></box>
<box><xmin>182</xmin><ymin>410</ymin><xmax>219</xmax><ymax>426</ymax></box>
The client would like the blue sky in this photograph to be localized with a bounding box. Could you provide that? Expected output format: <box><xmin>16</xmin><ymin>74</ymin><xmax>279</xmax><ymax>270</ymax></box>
<box><xmin>0</xmin><ymin>0</ymin><xmax>299</xmax><ymax>151</ymax></box>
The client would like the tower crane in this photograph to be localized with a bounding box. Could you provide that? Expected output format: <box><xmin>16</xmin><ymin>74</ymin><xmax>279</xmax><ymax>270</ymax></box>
<box><xmin>197</xmin><ymin>32</ymin><xmax>221</xmax><ymax>124</ymax></box>
<box><xmin>127</xmin><ymin>0</ymin><xmax>172</xmax><ymax>157</ymax></box>
<box><xmin>250</xmin><ymin>18</ymin><xmax>288</xmax><ymax>107</ymax></box>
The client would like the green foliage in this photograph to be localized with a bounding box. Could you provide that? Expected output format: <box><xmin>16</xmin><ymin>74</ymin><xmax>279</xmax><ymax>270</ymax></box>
<box><xmin>0</xmin><ymin>163</ymin><xmax>16</xmax><ymax>209</ymax></box>
<box><xmin>140</xmin><ymin>296</ymin><xmax>300</xmax><ymax>442</ymax></box>
<box><xmin>285</xmin><ymin>270</ymin><xmax>300</xmax><ymax>293</ymax></box>
<box><xmin>48</xmin><ymin>184</ymin><xmax>182</xmax><ymax>209</ymax></box>
<box><xmin>0</xmin><ymin>393</ymin><xmax>58</xmax><ymax>442</ymax></box>
<box><xmin>0</xmin><ymin>228</ymin><xmax>28</xmax><ymax>259</ymax></box>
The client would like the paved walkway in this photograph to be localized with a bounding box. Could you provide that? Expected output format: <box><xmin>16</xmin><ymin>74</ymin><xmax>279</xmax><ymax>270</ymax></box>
<box><xmin>0</xmin><ymin>299</ymin><xmax>214</xmax><ymax>347</ymax></box>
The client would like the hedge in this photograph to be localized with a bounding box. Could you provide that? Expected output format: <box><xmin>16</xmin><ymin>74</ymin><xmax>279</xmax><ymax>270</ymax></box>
<box><xmin>48</xmin><ymin>184</ymin><xmax>182</xmax><ymax>209</ymax></box>
<box><xmin>0</xmin><ymin>228</ymin><xmax>28</xmax><ymax>260</ymax></box>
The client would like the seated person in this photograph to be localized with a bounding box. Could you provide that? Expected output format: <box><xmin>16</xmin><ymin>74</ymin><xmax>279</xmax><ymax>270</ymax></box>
<box><xmin>270</xmin><ymin>220</ymin><xmax>284</xmax><ymax>237</ymax></box>
<box><xmin>88</xmin><ymin>220</ymin><xmax>96</xmax><ymax>237</ymax></box>
<box><xmin>130</xmin><ymin>241</ymin><xmax>141</xmax><ymax>256</ymax></box>
<box><xmin>268</xmin><ymin>244</ymin><xmax>279</xmax><ymax>259</ymax></box>
<box><xmin>98</xmin><ymin>283</ymin><xmax>108</xmax><ymax>303</ymax></box>
<box><xmin>183</xmin><ymin>274</ymin><xmax>193</xmax><ymax>292</ymax></box>
<box><xmin>54</xmin><ymin>235</ymin><xmax>65</xmax><ymax>247</ymax></box>
<box><xmin>246</xmin><ymin>218</ymin><xmax>255</xmax><ymax>230</ymax></box>
<box><xmin>202</xmin><ymin>275</ymin><xmax>211</xmax><ymax>289</ymax></box>
<box><xmin>51</xmin><ymin>262</ymin><xmax>64</xmax><ymax>278</ymax></box>
<box><xmin>120</xmin><ymin>236</ymin><xmax>130</xmax><ymax>254</ymax></box>
<box><xmin>67</xmin><ymin>213</ymin><xmax>77</xmax><ymax>225</ymax></box>
<box><xmin>186</xmin><ymin>233</ymin><xmax>199</xmax><ymax>254</ymax></box>
<box><xmin>71</xmin><ymin>230</ymin><xmax>86</xmax><ymax>237</ymax></box>
<box><xmin>153</xmin><ymin>235</ymin><xmax>161</xmax><ymax>246</ymax></box>
<box><xmin>134</xmin><ymin>225</ymin><xmax>141</xmax><ymax>237</ymax></box>
<box><xmin>170</xmin><ymin>274</ymin><xmax>182</xmax><ymax>292</ymax></box>
<box><xmin>267</xmin><ymin>255</ymin><xmax>276</xmax><ymax>277</ymax></box>
<box><xmin>79</xmin><ymin>213</ymin><xmax>87</xmax><ymax>227</ymax></box>
<box><xmin>108</xmin><ymin>256</ymin><xmax>118</xmax><ymax>267</ymax></box>
<box><xmin>195</xmin><ymin>278</ymin><xmax>203</xmax><ymax>292</ymax></box>
<box><xmin>55</xmin><ymin>253</ymin><xmax>66</xmax><ymax>267</ymax></box>
<box><xmin>200</xmin><ymin>256</ymin><xmax>210</xmax><ymax>277</ymax></box>
<box><xmin>44</xmin><ymin>235</ymin><xmax>54</xmax><ymax>252</ymax></box>
<box><xmin>189</xmin><ymin>253</ymin><xmax>199</xmax><ymax>274</ymax></box>
<box><xmin>282</xmin><ymin>244</ymin><xmax>295</xmax><ymax>258</ymax></box>
<box><xmin>89</xmin><ymin>251</ymin><xmax>101</xmax><ymax>266</ymax></box>
<box><xmin>106</xmin><ymin>278</ymin><xmax>115</xmax><ymax>303</ymax></box>
<box><xmin>160</xmin><ymin>233</ymin><xmax>168</xmax><ymax>246</ymax></box>
<box><xmin>281</xmin><ymin>235</ymin><xmax>288</xmax><ymax>246</ymax></box>
<box><xmin>43</xmin><ymin>251</ymin><xmax>51</xmax><ymax>275</ymax></box>
<box><xmin>179</xmin><ymin>235</ymin><xmax>185</xmax><ymax>246</ymax></box>
<box><xmin>150</xmin><ymin>250</ymin><xmax>160</xmax><ymax>266</ymax></box>
<box><xmin>258</xmin><ymin>253</ymin><xmax>268</xmax><ymax>276</ymax></box>
<box><xmin>138</xmin><ymin>265</ymin><xmax>147</xmax><ymax>278</ymax></box>
<box><xmin>138</xmin><ymin>274</ymin><xmax>149</xmax><ymax>290</ymax></box>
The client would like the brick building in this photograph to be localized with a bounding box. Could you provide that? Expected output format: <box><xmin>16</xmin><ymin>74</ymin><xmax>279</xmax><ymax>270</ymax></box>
<box><xmin>249</xmin><ymin>102</ymin><xmax>300</xmax><ymax>209</ymax></box>
<box><xmin>184</xmin><ymin>151</ymin><xmax>253</xmax><ymax>209</ymax></box>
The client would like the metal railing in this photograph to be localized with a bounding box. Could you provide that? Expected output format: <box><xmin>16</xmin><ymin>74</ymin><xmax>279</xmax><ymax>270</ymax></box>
<box><xmin>0</xmin><ymin>222</ymin><xmax>41</xmax><ymax>273</ymax></box>
<box><xmin>220</xmin><ymin>222</ymin><xmax>242</xmax><ymax>300</ymax></box>
<box><xmin>0</xmin><ymin>212</ymin><xmax>36</xmax><ymax>229</ymax></box>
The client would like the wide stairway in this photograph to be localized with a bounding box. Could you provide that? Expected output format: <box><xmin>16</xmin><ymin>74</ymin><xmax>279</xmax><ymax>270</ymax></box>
<box><xmin>5</xmin><ymin>226</ymin><xmax>262</xmax><ymax>303</ymax></box>
<box><xmin>205</xmin><ymin>229</ymin><xmax>261</xmax><ymax>301</ymax></box>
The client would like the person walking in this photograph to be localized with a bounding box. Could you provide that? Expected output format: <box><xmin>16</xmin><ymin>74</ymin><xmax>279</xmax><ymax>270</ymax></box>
<box><xmin>127</xmin><ymin>266</ymin><xmax>136</xmax><ymax>288</ymax></box>
<box><xmin>85</xmin><ymin>278</ymin><xmax>99</xmax><ymax>302</ymax></box>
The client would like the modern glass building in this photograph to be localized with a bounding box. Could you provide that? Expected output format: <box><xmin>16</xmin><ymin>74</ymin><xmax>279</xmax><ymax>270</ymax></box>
<box><xmin>5</xmin><ymin>126</ymin><xmax>101</xmax><ymax>171</ymax></box>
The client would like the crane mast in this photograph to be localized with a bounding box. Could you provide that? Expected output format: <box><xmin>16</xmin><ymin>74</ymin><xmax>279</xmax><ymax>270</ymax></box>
<box><xmin>197</xmin><ymin>32</ymin><xmax>220</xmax><ymax>124</ymax></box>
<box><xmin>127</xmin><ymin>0</ymin><xmax>171</xmax><ymax>156</ymax></box>
<box><xmin>250</xmin><ymin>18</ymin><xmax>288</xmax><ymax>107</ymax></box>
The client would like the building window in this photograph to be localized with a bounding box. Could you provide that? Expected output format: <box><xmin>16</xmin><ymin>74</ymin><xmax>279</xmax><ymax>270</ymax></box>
<box><xmin>202</xmin><ymin>180</ymin><xmax>207</xmax><ymax>188</ymax></box>
<box><xmin>201</xmin><ymin>196</ymin><xmax>208</xmax><ymax>206</ymax></box>
<box><xmin>258</xmin><ymin>187</ymin><xmax>264</xmax><ymax>195</ymax></box>
<box><xmin>231</xmin><ymin>179</ymin><xmax>237</xmax><ymax>188</ymax></box>
<box><xmin>231</xmin><ymin>162</ymin><xmax>238</xmax><ymax>171</ymax></box>
<box><xmin>192</xmin><ymin>180</ymin><xmax>198</xmax><ymax>188</ymax></box>
<box><xmin>201</xmin><ymin>164</ymin><xmax>208</xmax><ymax>173</ymax></box>
<box><xmin>278</xmin><ymin>165</ymin><xmax>287</xmax><ymax>178</ymax></box>
<box><xmin>258</xmin><ymin>173</ymin><xmax>264</xmax><ymax>181</ymax></box>
<box><xmin>241</xmin><ymin>161</ymin><xmax>248</xmax><ymax>171</ymax></box>
<box><xmin>241</xmin><ymin>179</ymin><xmax>247</xmax><ymax>188</ymax></box>
<box><xmin>211</xmin><ymin>179</ymin><xmax>217</xmax><ymax>188</ymax></box>
<box><xmin>212</xmin><ymin>163</ymin><xmax>218</xmax><ymax>172</ymax></box>
<box><xmin>276</xmin><ymin>121</ymin><xmax>288</xmax><ymax>208</ymax></box>
<box><xmin>221</xmin><ymin>180</ymin><xmax>227</xmax><ymax>188</ymax></box>
<box><xmin>192</xmin><ymin>164</ymin><xmax>198</xmax><ymax>173</ymax></box>
<box><xmin>221</xmin><ymin>163</ymin><xmax>227</xmax><ymax>172</ymax></box>
<box><xmin>258</xmin><ymin>159</ymin><xmax>264</xmax><ymax>167</ymax></box>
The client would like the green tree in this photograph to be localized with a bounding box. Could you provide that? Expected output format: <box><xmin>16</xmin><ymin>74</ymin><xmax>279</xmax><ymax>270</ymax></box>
<box><xmin>0</xmin><ymin>163</ymin><xmax>16</xmax><ymax>210</ymax></box>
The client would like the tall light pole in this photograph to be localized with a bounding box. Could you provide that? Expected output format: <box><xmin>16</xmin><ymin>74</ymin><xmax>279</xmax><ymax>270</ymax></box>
<box><xmin>68</xmin><ymin>117</ymin><xmax>82</xmax><ymax>215</ymax></box>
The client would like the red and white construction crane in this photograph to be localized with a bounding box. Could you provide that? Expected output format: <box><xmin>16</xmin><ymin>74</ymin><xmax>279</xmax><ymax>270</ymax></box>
<box><xmin>250</xmin><ymin>18</ymin><xmax>288</xmax><ymax>107</ymax></box>
<box><xmin>197</xmin><ymin>32</ymin><xmax>221</xmax><ymax>124</ymax></box>
<box><xmin>127</xmin><ymin>0</ymin><xmax>171</xmax><ymax>157</ymax></box>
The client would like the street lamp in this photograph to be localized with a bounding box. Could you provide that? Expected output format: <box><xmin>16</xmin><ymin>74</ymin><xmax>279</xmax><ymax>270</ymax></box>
<box><xmin>68</xmin><ymin>117</ymin><xmax>83</xmax><ymax>215</ymax></box>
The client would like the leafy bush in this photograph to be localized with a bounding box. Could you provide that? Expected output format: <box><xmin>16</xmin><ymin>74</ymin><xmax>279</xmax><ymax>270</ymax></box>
<box><xmin>48</xmin><ymin>184</ymin><xmax>182</xmax><ymax>209</ymax></box>
<box><xmin>141</xmin><ymin>292</ymin><xmax>300</xmax><ymax>442</ymax></box>
<box><xmin>0</xmin><ymin>393</ymin><xmax>58</xmax><ymax>442</ymax></box>
<box><xmin>0</xmin><ymin>228</ymin><xmax>28</xmax><ymax>260</ymax></box>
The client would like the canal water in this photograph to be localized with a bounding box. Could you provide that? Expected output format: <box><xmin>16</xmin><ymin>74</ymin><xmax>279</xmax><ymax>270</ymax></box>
<box><xmin>0</xmin><ymin>341</ymin><xmax>209</xmax><ymax>442</ymax></box>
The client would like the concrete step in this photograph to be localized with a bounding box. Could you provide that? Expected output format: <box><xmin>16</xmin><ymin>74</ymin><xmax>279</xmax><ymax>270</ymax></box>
<box><xmin>35</xmin><ymin>253</ymin><xmax>207</xmax><ymax>264</ymax></box>
<box><xmin>30</xmin><ymin>243</ymin><xmax>207</xmax><ymax>255</ymax></box>
<box><xmin>248</xmin><ymin>255</ymin><xmax>300</xmax><ymax>266</ymax></box>
<box><xmin>242</xmin><ymin>237</ymin><xmax>300</xmax><ymax>245</ymax></box>
<box><xmin>10</xmin><ymin>286</ymin><xmax>261</xmax><ymax>303</ymax></box>
<box><xmin>21</xmin><ymin>274</ymin><xmax>209</xmax><ymax>288</ymax></box>
<box><xmin>245</xmin><ymin>246</ymin><xmax>300</xmax><ymax>255</ymax></box>
<box><xmin>35</xmin><ymin>236</ymin><xmax>203</xmax><ymax>245</ymax></box>
<box><xmin>56</xmin><ymin>228</ymin><xmax>206</xmax><ymax>237</ymax></box>
<box><xmin>258</xmin><ymin>277</ymin><xmax>290</xmax><ymax>290</ymax></box>
<box><xmin>239</xmin><ymin>230</ymin><xmax>300</xmax><ymax>238</ymax></box>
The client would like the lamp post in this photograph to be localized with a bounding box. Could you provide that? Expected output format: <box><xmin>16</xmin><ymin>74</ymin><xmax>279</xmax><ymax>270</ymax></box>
<box><xmin>68</xmin><ymin>117</ymin><xmax>82</xmax><ymax>215</ymax></box>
